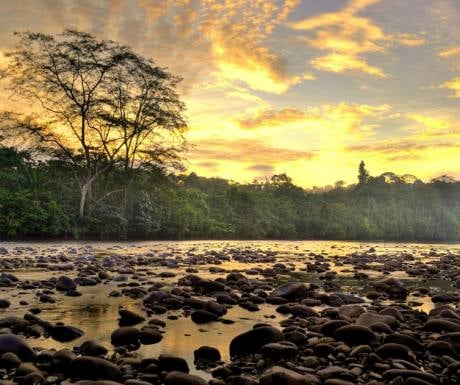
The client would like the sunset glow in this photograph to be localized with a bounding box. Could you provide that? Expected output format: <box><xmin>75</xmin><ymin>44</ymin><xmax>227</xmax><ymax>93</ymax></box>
<box><xmin>0</xmin><ymin>0</ymin><xmax>459</xmax><ymax>187</ymax></box>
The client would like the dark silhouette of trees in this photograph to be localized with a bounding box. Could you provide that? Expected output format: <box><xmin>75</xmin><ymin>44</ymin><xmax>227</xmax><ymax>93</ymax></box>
<box><xmin>0</xmin><ymin>30</ymin><xmax>186</xmax><ymax>218</ymax></box>
<box><xmin>0</xmin><ymin>149</ymin><xmax>458</xmax><ymax>241</ymax></box>
<box><xmin>358</xmin><ymin>160</ymin><xmax>369</xmax><ymax>186</ymax></box>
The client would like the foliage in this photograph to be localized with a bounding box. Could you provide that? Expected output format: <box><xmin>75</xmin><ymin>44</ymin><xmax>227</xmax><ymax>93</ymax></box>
<box><xmin>0</xmin><ymin>146</ymin><xmax>458</xmax><ymax>241</ymax></box>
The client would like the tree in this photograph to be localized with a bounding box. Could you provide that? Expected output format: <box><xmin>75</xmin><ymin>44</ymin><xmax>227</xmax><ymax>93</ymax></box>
<box><xmin>358</xmin><ymin>160</ymin><xmax>369</xmax><ymax>186</ymax></box>
<box><xmin>1</xmin><ymin>30</ymin><xmax>186</xmax><ymax>218</ymax></box>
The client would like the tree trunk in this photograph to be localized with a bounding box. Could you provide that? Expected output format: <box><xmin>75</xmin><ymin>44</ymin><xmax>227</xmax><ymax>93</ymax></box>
<box><xmin>79</xmin><ymin>179</ymin><xmax>92</xmax><ymax>218</ymax></box>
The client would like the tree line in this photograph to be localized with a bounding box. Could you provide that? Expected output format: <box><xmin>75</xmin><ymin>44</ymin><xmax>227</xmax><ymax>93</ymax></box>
<box><xmin>0</xmin><ymin>149</ymin><xmax>458</xmax><ymax>241</ymax></box>
<box><xmin>0</xmin><ymin>30</ymin><xmax>458</xmax><ymax>241</ymax></box>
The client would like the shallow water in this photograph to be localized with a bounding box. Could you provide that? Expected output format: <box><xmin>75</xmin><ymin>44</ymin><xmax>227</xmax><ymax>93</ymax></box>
<box><xmin>1</xmin><ymin>240</ymin><xmax>459</xmax><ymax>376</ymax></box>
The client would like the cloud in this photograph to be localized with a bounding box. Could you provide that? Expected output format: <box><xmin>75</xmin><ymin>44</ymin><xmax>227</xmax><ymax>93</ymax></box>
<box><xmin>311</xmin><ymin>53</ymin><xmax>386</xmax><ymax>78</ymax></box>
<box><xmin>348</xmin><ymin>140</ymin><xmax>460</xmax><ymax>155</ymax></box>
<box><xmin>189</xmin><ymin>138</ymin><xmax>314</xmax><ymax>164</ymax></box>
<box><xmin>440</xmin><ymin>77</ymin><xmax>460</xmax><ymax>98</ymax></box>
<box><xmin>0</xmin><ymin>0</ymin><xmax>306</xmax><ymax>94</ymax></box>
<box><xmin>246</xmin><ymin>164</ymin><xmax>275</xmax><ymax>173</ymax></box>
<box><xmin>439</xmin><ymin>46</ymin><xmax>460</xmax><ymax>58</ymax></box>
<box><xmin>238</xmin><ymin>108</ymin><xmax>306</xmax><ymax>129</ymax></box>
<box><xmin>406</xmin><ymin>113</ymin><xmax>460</xmax><ymax>138</ymax></box>
<box><xmin>236</xmin><ymin>103</ymin><xmax>390</xmax><ymax>135</ymax></box>
<box><xmin>289</xmin><ymin>0</ymin><xmax>424</xmax><ymax>77</ymax></box>
<box><xmin>196</xmin><ymin>161</ymin><xmax>219</xmax><ymax>170</ymax></box>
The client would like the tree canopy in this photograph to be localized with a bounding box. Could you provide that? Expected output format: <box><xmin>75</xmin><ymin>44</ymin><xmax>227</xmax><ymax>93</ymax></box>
<box><xmin>0</xmin><ymin>30</ymin><xmax>187</xmax><ymax>218</ymax></box>
<box><xmin>0</xmin><ymin>146</ymin><xmax>458</xmax><ymax>241</ymax></box>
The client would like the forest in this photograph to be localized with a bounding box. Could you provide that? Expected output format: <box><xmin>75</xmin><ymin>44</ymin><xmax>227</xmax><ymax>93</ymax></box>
<box><xmin>0</xmin><ymin>147</ymin><xmax>458</xmax><ymax>241</ymax></box>
<box><xmin>0</xmin><ymin>30</ymin><xmax>458</xmax><ymax>242</ymax></box>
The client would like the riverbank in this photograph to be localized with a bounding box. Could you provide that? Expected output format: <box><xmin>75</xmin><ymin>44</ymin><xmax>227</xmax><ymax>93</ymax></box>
<box><xmin>0</xmin><ymin>241</ymin><xmax>459</xmax><ymax>384</ymax></box>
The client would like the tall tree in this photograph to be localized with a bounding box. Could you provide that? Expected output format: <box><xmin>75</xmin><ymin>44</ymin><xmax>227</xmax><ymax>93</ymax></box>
<box><xmin>1</xmin><ymin>30</ymin><xmax>187</xmax><ymax>218</ymax></box>
<box><xmin>358</xmin><ymin>160</ymin><xmax>369</xmax><ymax>186</ymax></box>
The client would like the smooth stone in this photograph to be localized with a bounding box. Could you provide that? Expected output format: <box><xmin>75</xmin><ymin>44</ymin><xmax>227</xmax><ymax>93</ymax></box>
<box><xmin>0</xmin><ymin>334</ymin><xmax>35</xmax><ymax>361</ymax></box>
<box><xmin>259</xmin><ymin>366</ymin><xmax>319</xmax><ymax>385</ymax></box>
<box><xmin>334</xmin><ymin>325</ymin><xmax>375</xmax><ymax>345</ymax></box>
<box><xmin>71</xmin><ymin>356</ymin><xmax>121</xmax><ymax>380</ymax></box>
<box><xmin>230</xmin><ymin>326</ymin><xmax>284</xmax><ymax>357</ymax></box>
<box><xmin>165</xmin><ymin>371</ymin><xmax>207</xmax><ymax>385</ymax></box>
<box><xmin>51</xmin><ymin>325</ymin><xmax>84</xmax><ymax>342</ymax></box>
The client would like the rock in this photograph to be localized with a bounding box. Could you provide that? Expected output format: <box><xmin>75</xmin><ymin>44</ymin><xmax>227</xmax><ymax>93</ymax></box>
<box><xmin>334</xmin><ymin>325</ymin><xmax>375</xmax><ymax>345</ymax></box>
<box><xmin>78</xmin><ymin>340</ymin><xmax>108</xmax><ymax>356</ymax></box>
<box><xmin>51</xmin><ymin>325</ymin><xmax>84</xmax><ymax>342</ymax></box>
<box><xmin>317</xmin><ymin>366</ymin><xmax>350</xmax><ymax>380</ymax></box>
<box><xmin>0</xmin><ymin>299</ymin><xmax>10</xmax><ymax>309</ymax></box>
<box><xmin>289</xmin><ymin>305</ymin><xmax>319</xmax><ymax>318</ymax></box>
<box><xmin>194</xmin><ymin>346</ymin><xmax>221</xmax><ymax>362</ymax></box>
<box><xmin>372</xmin><ymin>277</ymin><xmax>407</xmax><ymax>298</ymax></box>
<box><xmin>382</xmin><ymin>369</ymin><xmax>438</xmax><ymax>383</ymax></box>
<box><xmin>0</xmin><ymin>335</ymin><xmax>35</xmax><ymax>361</ymax></box>
<box><xmin>271</xmin><ymin>283</ymin><xmax>307</xmax><ymax>300</ymax></box>
<box><xmin>0</xmin><ymin>352</ymin><xmax>22</xmax><ymax>369</ymax></box>
<box><xmin>52</xmin><ymin>349</ymin><xmax>77</xmax><ymax>371</ymax></box>
<box><xmin>338</xmin><ymin>305</ymin><xmax>366</xmax><ymax>321</ymax></box>
<box><xmin>356</xmin><ymin>312</ymin><xmax>398</xmax><ymax>328</ymax></box>
<box><xmin>384</xmin><ymin>333</ymin><xmax>424</xmax><ymax>351</ymax></box>
<box><xmin>259</xmin><ymin>366</ymin><xmax>319</xmax><ymax>385</ymax></box>
<box><xmin>427</xmin><ymin>340</ymin><xmax>455</xmax><ymax>356</ymax></box>
<box><xmin>139</xmin><ymin>327</ymin><xmax>163</xmax><ymax>344</ymax></box>
<box><xmin>424</xmin><ymin>318</ymin><xmax>460</xmax><ymax>332</ymax></box>
<box><xmin>320</xmin><ymin>320</ymin><xmax>349</xmax><ymax>337</ymax></box>
<box><xmin>55</xmin><ymin>276</ymin><xmax>77</xmax><ymax>291</ymax></box>
<box><xmin>230</xmin><ymin>326</ymin><xmax>284</xmax><ymax>357</ymax></box>
<box><xmin>110</xmin><ymin>327</ymin><xmax>140</xmax><ymax>347</ymax></box>
<box><xmin>71</xmin><ymin>356</ymin><xmax>121</xmax><ymax>380</ymax></box>
<box><xmin>158</xmin><ymin>354</ymin><xmax>189</xmax><ymax>373</ymax></box>
<box><xmin>191</xmin><ymin>310</ymin><xmax>219</xmax><ymax>324</ymax></box>
<box><xmin>165</xmin><ymin>371</ymin><xmax>207</xmax><ymax>385</ymax></box>
<box><xmin>262</xmin><ymin>342</ymin><xmax>298</xmax><ymax>359</ymax></box>
<box><xmin>375</xmin><ymin>343</ymin><xmax>411</xmax><ymax>360</ymax></box>
<box><xmin>118</xmin><ymin>309</ymin><xmax>145</xmax><ymax>326</ymax></box>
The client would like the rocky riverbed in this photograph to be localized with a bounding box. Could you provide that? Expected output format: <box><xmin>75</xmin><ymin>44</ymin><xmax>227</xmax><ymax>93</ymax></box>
<box><xmin>0</xmin><ymin>240</ymin><xmax>460</xmax><ymax>385</ymax></box>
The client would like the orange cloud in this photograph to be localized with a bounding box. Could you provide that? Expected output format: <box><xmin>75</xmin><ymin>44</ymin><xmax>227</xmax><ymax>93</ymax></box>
<box><xmin>440</xmin><ymin>77</ymin><xmax>460</xmax><ymax>98</ymax></box>
<box><xmin>289</xmin><ymin>0</ymin><xmax>424</xmax><ymax>78</ymax></box>
<box><xmin>439</xmin><ymin>46</ymin><xmax>460</xmax><ymax>58</ymax></box>
<box><xmin>189</xmin><ymin>138</ymin><xmax>314</xmax><ymax>164</ymax></box>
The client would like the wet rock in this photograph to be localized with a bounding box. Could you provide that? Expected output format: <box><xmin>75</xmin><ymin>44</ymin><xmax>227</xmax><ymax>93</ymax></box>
<box><xmin>71</xmin><ymin>356</ymin><xmax>121</xmax><ymax>380</ymax></box>
<box><xmin>424</xmin><ymin>318</ymin><xmax>460</xmax><ymax>332</ymax></box>
<box><xmin>0</xmin><ymin>334</ymin><xmax>35</xmax><ymax>361</ymax></box>
<box><xmin>110</xmin><ymin>327</ymin><xmax>140</xmax><ymax>347</ymax></box>
<box><xmin>78</xmin><ymin>340</ymin><xmax>108</xmax><ymax>356</ymax></box>
<box><xmin>375</xmin><ymin>343</ymin><xmax>411</xmax><ymax>360</ymax></box>
<box><xmin>194</xmin><ymin>346</ymin><xmax>221</xmax><ymax>363</ymax></box>
<box><xmin>270</xmin><ymin>283</ymin><xmax>307</xmax><ymax>301</ymax></box>
<box><xmin>0</xmin><ymin>299</ymin><xmax>10</xmax><ymax>309</ymax></box>
<box><xmin>158</xmin><ymin>354</ymin><xmax>189</xmax><ymax>373</ymax></box>
<box><xmin>139</xmin><ymin>327</ymin><xmax>163</xmax><ymax>344</ymax></box>
<box><xmin>320</xmin><ymin>320</ymin><xmax>350</xmax><ymax>337</ymax></box>
<box><xmin>118</xmin><ymin>309</ymin><xmax>145</xmax><ymax>326</ymax></box>
<box><xmin>230</xmin><ymin>326</ymin><xmax>284</xmax><ymax>357</ymax></box>
<box><xmin>165</xmin><ymin>371</ymin><xmax>207</xmax><ymax>385</ymax></box>
<box><xmin>334</xmin><ymin>325</ymin><xmax>375</xmax><ymax>345</ymax></box>
<box><xmin>0</xmin><ymin>352</ymin><xmax>22</xmax><ymax>369</ymax></box>
<box><xmin>262</xmin><ymin>341</ymin><xmax>298</xmax><ymax>359</ymax></box>
<box><xmin>55</xmin><ymin>276</ymin><xmax>77</xmax><ymax>291</ymax></box>
<box><xmin>191</xmin><ymin>310</ymin><xmax>219</xmax><ymax>324</ymax></box>
<box><xmin>259</xmin><ymin>366</ymin><xmax>319</xmax><ymax>385</ymax></box>
<box><xmin>51</xmin><ymin>325</ymin><xmax>84</xmax><ymax>342</ymax></box>
<box><xmin>356</xmin><ymin>312</ymin><xmax>398</xmax><ymax>328</ymax></box>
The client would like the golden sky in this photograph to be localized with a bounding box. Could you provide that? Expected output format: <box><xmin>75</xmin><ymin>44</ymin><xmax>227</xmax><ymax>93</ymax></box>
<box><xmin>0</xmin><ymin>0</ymin><xmax>459</xmax><ymax>187</ymax></box>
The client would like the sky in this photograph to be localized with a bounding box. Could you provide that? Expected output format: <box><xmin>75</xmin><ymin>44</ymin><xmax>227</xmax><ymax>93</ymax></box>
<box><xmin>0</xmin><ymin>0</ymin><xmax>459</xmax><ymax>187</ymax></box>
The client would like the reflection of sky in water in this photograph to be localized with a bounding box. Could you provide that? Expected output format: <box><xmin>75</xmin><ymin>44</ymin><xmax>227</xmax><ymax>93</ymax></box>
<box><xmin>1</xmin><ymin>240</ymin><xmax>459</xmax><ymax>377</ymax></box>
